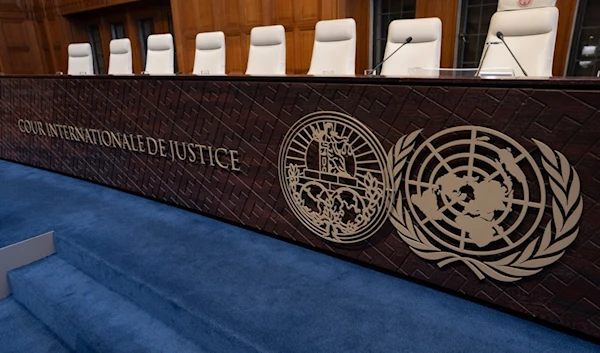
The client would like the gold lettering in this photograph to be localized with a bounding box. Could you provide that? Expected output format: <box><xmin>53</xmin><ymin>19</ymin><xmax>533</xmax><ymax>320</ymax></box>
<box><xmin>137</xmin><ymin>135</ymin><xmax>146</xmax><ymax>153</ymax></box>
<box><xmin>121</xmin><ymin>133</ymin><xmax>132</xmax><ymax>151</ymax></box>
<box><xmin>86</xmin><ymin>129</ymin><xmax>97</xmax><ymax>144</ymax></box>
<box><xmin>207</xmin><ymin>146</ymin><xmax>215</xmax><ymax>166</ymax></box>
<box><xmin>56</xmin><ymin>125</ymin><xmax>65</xmax><ymax>139</ymax></box>
<box><xmin>46</xmin><ymin>123</ymin><xmax>58</xmax><ymax>138</ymax></box>
<box><xmin>84</xmin><ymin>129</ymin><xmax>95</xmax><ymax>144</ymax></box>
<box><xmin>187</xmin><ymin>143</ymin><xmax>197</xmax><ymax>163</ymax></box>
<box><xmin>17</xmin><ymin>121</ymin><xmax>240</xmax><ymax>174</ymax></box>
<box><xmin>128</xmin><ymin>135</ymin><xmax>138</xmax><ymax>152</ymax></box>
<box><xmin>230</xmin><ymin>150</ymin><xmax>241</xmax><ymax>171</ymax></box>
<box><xmin>110</xmin><ymin>132</ymin><xmax>122</xmax><ymax>149</ymax></box>
<box><xmin>195</xmin><ymin>144</ymin><xmax>206</xmax><ymax>164</ymax></box>
<box><xmin>215</xmin><ymin>148</ymin><xmax>229</xmax><ymax>169</ymax></box>
<box><xmin>36</xmin><ymin>122</ymin><xmax>47</xmax><ymax>136</ymax></box>
<box><xmin>18</xmin><ymin>119</ymin><xmax>26</xmax><ymax>133</ymax></box>
<box><xmin>61</xmin><ymin>125</ymin><xmax>72</xmax><ymax>140</ymax></box>
<box><xmin>174</xmin><ymin>142</ymin><xmax>187</xmax><ymax>161</ymax></box>
<box><xmin>101</xmin><ymin>131</ymin><xmax>112</xmax><ymax>147</ymax></box>
<box><xmin>168</xmin><ymin>140</ymin><xmax>176</xmax><ymax>161</ymax></box>
<box><xmin>158</xmin><ymin>139</ymin><xmax>168</xmax><ymax>157</ymax></box>
<box><xmin>147</xmin><ymin>137</ymin><xmax>158</xmax><ymax>155</ymax></box>
<box><xmin>68</xmin><ymin>126</ymin><xmax>79</xmax><ymax>141</ymax></box>
<box><xmin>31</xmin><ymin>121</ymin><xmax>39</xmax><ymax>135</ymax></box>
<box><xmin>74</xmin><ymin>127</ymin><xmax>85</xmax><ymax>141</ymax></box>
<box><xmin>24</xmin><ymin>120</ymin><xmax>33</xmax><ymax>134</ymax></box>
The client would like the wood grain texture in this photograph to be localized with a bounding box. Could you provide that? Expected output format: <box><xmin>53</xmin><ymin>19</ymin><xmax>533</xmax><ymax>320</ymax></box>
<box><xmin>0</xmin><ymin>3</ymin><xmax>48</xmax><ymax>74</ymax></box>
<box><xmin>169</xmin><ymin>0</ymin><xmax>367</xmax><ymax>75</ymax></box>
<box><xmin>345</xmin><ymin>0</ymin><xmax>370</xmax><ymax>74</ymax></box>
<box><xmin>0</xmin><ymin>0</ymin><xmax>582</xmax><ymax>77</ymax></box>
<box><xmin>554</xmin><ymin>0</ymin><xmax>578</xmax><ymax>76</ymax></box>
<box><xmin>56</xmin><ymin>0</ymin><xmax>141</xmax><ymax>15</ymax></box>
<box><xmin>416</xmin><ymin>0</ymin><xmax>459</xmax><ymax>69</ymax></box>
<box><xmin>1</xmin><ymin>75</ymin><xmax>599</xmax><ymax>341</ymax></box>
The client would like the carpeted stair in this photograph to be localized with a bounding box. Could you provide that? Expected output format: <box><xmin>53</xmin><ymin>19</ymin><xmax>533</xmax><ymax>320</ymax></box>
<box><xmin>0</xmin><ymin>159</ymin><xmax>598</xmax><ymax>352</ymax></box>
<box><xmin>8</xmin><ymin>255</ymin><xmax>203</xmax><ymax>353</ymax></box>
<box><xmin>53</xmin><ymin>218</ymin><xmax>600</xmax><ymax>353</ymax></box>
<box><xmin>0</xmin><ymin>297</ymin><xmax>70</xmax><ymax>353</ymax></box>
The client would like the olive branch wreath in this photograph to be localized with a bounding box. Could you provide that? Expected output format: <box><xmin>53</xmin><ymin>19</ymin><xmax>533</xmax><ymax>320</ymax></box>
<box><xmin>388</xmin><ymin>131</ymin><xmax>583</xmax><ymax>282</ymax></box>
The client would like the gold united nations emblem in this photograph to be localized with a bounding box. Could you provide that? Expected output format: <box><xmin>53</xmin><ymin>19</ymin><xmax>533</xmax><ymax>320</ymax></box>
<box><xmin>279</xmin><ymin>112</ymin><xmax>583</xmax><ymax>282</ymax></box>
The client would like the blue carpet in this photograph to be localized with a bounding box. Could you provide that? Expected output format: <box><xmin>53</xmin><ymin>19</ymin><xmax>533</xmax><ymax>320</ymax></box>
<box><xmin>0</xmin><ymin>297</ymin><xmax>70</xmax><ymax>353</ymax></box>
<box><xmin>0</xmin><ymin>159</ymin><xmax>598</xmax><ymax>352</ymax></box>
<box><xmin>8</xmin><ymin>255</ymin><xmax>202</xmax><ymax>353</ymax></box>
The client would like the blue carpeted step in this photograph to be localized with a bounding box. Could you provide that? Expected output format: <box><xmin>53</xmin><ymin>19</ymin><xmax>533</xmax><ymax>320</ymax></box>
<box><xmin>55</xmin><ymin>225</ymin><xmax>600</xmax><ymax>353</ymax></box>
<box><xmin>8</xmin><ymin>255</ymin><xmax>204</xmax><ymax>353</ymax></box>
<box><xmin>1</xmin><ymin>160</ymin><xmax>599</xmax><ymax>353</ymax></box>
<box><xmin>0</xmin><ymin>297</ymin><xmax>71</xmax><ymax>353</ymax></box>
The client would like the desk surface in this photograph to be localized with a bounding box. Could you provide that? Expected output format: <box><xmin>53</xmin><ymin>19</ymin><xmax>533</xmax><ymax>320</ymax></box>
<box><xmin>1</xmin><ymin>75</ymin><xmax>599</xmax><ymax>342</ymax></box>
<box><xmin>2</xmin><ymin>73</ymin><xmax>600</xmax><ymax>89</ymax></box>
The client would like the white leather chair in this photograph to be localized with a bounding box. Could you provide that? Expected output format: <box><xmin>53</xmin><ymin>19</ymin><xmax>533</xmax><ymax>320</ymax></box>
<box><xmin>67</xmin><ymin>43</ymin><xmax>94</xmax><ymax>75</ymax></box>
<box><xmin>245</xmin><ymin>25</ymin><xmax>286</xmax><ymax>75</ymax></box>
<box><xmin>108</xmin><ymin>38</ymin><xmax>132</xmax><ymax>75</ymax></box>
<box><xmin>145</xmin><ymin>33</ymin><xmax>174</xmax><ymax>75</ymax></box>
<box><xmin>478</xmin><ymin>0</ymin><xmax>558</xmax><ymax>77</ymax></box>
<box><xmin>381</xmin><ymin>18</ymin><xmax>442</xmax><ymax>76</ymax></box>
<box><xmin>193</xmin><ymin>31</ymin><xmax>226</xmax><ymax>75</ymax></box>
<box><xmin>308</xmin><ymin>18</ymin><xmax>356</xmax><ymax>76</ymax></box>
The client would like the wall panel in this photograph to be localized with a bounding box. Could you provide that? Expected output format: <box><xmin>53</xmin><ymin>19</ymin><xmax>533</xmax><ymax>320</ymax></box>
<box><xmin>168</xmin><ymin>0</ymin><xmax>366</xmax><ymax>75</ymax></box>
<box><xmin>416</xmin><ymin>0</ymin><xmax>459</xmax><ymax>69</ymax></box>
<box><xmin>0</xmin><ymin>0</ymin><xmax>575</xmax><ymax>76</ymax></box>
<box><xmin>0</xmin><ymin>1</ymin><xmax>46</xmax><ymax>74</ymax></box>
<box><xmin>0</xmin><ymin>0</ymin><xmax>369</xmax><ymax>75</ymax></box>
<box><xmin>346</xmin><ymin>0</ymin><xmax>370</xmax><ymax>74</ymax></box>
<box><xmin>554</xmin><ymin>0</ymin><xmax>578</xmax><ymax>76</ymax></box>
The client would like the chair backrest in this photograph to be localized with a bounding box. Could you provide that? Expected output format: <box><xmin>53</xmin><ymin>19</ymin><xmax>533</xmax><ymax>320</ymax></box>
<box><xmin>308</xmin><ymin>18</ymin><xmax>356</xmax><ymax>76</ymax></box>
<box><xmin>479</xmin><ymin>0</ymin><xmax>558</xmax><ymax>77</ymax></box>
<box><xmin>145</xmin><ymin>33</ymin><xmax>174</xmax><ymax>75</ymax></box>
<box><xmin>193</xmin><ymin>31</ymin><xmax>226</xmax><ymax>75</ymax></box>
<box><xmin>245</xmin><ymin>25</ymin><xmax>286</xmax><ymax>75</ymax></box>
<box><xmin>108</xmin><ymin>38</ymin><xmax>132</xmax><ymax>75</ymax></box>
<box><xmin>380</xmin><ymin>18</ymin><xmax>442</xmax><ymax>76</ymax></box>
<box><xmin>67</xmin><ymin>43</ymin><xmax>94</xmax><ymax>75</ymax></box>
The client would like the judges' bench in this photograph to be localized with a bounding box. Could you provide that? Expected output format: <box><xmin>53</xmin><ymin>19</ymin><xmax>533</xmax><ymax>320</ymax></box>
<box><xmin>1</xmin><ymin>74</ymin><xmax>599</xmax><ymax>341</ymax></box>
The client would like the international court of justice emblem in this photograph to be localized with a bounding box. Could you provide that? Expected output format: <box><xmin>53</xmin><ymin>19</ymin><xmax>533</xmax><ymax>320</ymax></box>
<box><xmin>279</xmin><ymin>113</ymin><xmax>582</xmax><ymax>282</ymax></box>
<box><xmin>278</xmin><ymin>111</ymin><xmax>393</xmax><ymax>244</ymax></box>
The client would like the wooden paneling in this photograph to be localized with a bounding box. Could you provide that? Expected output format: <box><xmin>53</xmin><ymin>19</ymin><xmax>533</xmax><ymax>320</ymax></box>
<box><xmin>0</xmin><ymin>1</ymin><xmax>46</xmax><ymax>74</ymax></box>
<box><xmin>345</xmin><ymin>0</ymin><xmax>370</xmax><ymax>74</ymax></box>
<box><xmin>56</xmin><ymin>0</ymin><xmax>141</xmax><ymax>15</ymax></box>
<box><xmin>554</xmin><ymin>0</ymin><xmax>578</xmax><ymax>76</ymax></box>
<box><xmin>170</xmin><ymin>0</ymin><xmax>366</xmax><ymax>75</ymax></box>
<box><xmin>416</xmin><ymin>0</ymin><xmax>460</xmax><ymax>69</ymax></box>
<box><xmin>0</xmin><ymin>0</ymin><xmax>578</xmax><ymax>75</ymax></box>
<box><xmin>51</xmin><ymin>0</ymin><xmax>172</xmax><ymax>74</ymax></box>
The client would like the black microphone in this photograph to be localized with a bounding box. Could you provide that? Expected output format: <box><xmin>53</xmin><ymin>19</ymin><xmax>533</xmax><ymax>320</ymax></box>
<box><xmin>475</xmin><ymin>40</ymin><xmax>500</xmax><ymax>77</ymax></box>
<box><xmin>370</xmin><ymin>36</ymin><xmax>413</xmax><ymax>75</ymax></box>
<box><xmin>496</xmin><ymin>31</ymin><xmax>528</xmax><ymax>77</ymax></box>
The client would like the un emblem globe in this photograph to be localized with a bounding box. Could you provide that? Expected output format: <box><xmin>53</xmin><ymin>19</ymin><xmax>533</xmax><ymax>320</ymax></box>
<box><xmin>404</xmin><ymin>126</ymin><xmax>546</xmax><ymax>256</ymax></box>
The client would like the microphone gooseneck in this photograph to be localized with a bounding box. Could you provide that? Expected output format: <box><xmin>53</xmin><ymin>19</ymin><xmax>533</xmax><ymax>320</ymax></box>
<box><xmin>475</xmin><ymin>40</ymin><xmax>495</xmax><ymax>77</ymax></box>
<box><xmin>496</xmin><ymin>31</ymin><xmax>529</xmax><ymax>77</ymax></box>
<box><xmin>371</xmin><ymin>36</ymin><xmax>413</xmax><ymax>75</ymax></box>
